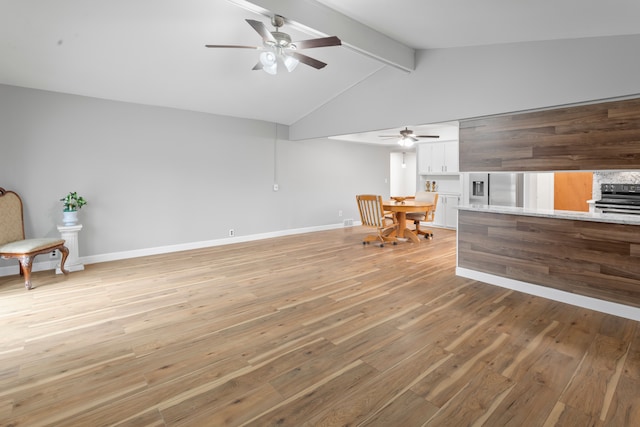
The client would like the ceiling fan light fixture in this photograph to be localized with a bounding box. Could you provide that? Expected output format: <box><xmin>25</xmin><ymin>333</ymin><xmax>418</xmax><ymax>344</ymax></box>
<box><xmin>283</xmin><ymin>54</ymin><xmax>299</xmax><ymax>72</ymax></box>
<box><xmin>398</xmin><ymin>137</ymin><xmax>414</xmax><ymax>147</ymax></box>
<box><xmin>205</xmin><ymin>15</ymin><xmax>340</xmax><ymax>74</ymax></box>
<box><xmin>260</xmin><ymin>51</ymin><xmax>276</xmax><ymax>66</ymax></box>
<box><xmin>259</xmin><ymin>51</ymin><xmax>278</xmax><ymax>74</ymax></box>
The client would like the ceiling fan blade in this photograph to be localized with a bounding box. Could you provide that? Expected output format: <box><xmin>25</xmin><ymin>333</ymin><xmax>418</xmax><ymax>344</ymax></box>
<box><xmin>379</xmin><ymin>135</ymin><xmax>399</xmax><ymax>138</ymax></box>
<box><xmin>246</xmin><ymin>19</ymin><xmax>276</xmax><ymax>44</ymax></box>
<box><xmin>289</xmin><ymin>51</ymin><xmax>327</xmax><ymax>69</ymax></box>
<box><xmin>415</xmin><ymin>135</ymin><xmax>440</xmax><ymax>138</ymax></box>
<box><xmin>410</xmin><ymin>136</ymin><xmax>419</xmax><ymax>142</ymax></box>
<box><xmin>205</xmin><ymin>44</ymin><xmax>260</xmax><ymax>49</ymax></box>
<box><xmin>293</xmin><ymin>36</ymin><xmax>342</xmax><ymax>49</ymax></box>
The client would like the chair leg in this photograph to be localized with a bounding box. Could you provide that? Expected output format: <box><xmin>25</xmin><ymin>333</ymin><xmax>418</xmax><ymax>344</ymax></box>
<box><xmin>363</xmin><ymin>235</ymin><xmax>377</xmax><ymax>243</ymax></box>
<box><xmin>59</xmin><ymin>246</ymin><xmax>70</xmax><ymax>274</ymax></box>
<box><xmin>18</xmin><ymin>256</ymin><xmax>34</xmax><ymax>290</ymax></box>
<box><xmin>380</xmin><ymin>234</ymin><xmax>398</xmax><ymax>246</ymax></box>
<box><xmin>362</xmin><ymin>232</ymin><xmax>397</xmax><ymax>247</ymax></box>
<box><xmin>413</xmin><ymin>220</ymin><xmax>434</xmax><ymax>239</ymax></box>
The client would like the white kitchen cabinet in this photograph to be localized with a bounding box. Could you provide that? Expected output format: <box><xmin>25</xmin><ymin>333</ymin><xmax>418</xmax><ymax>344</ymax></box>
<box><xmin>417</xmin><ymin>143</ymin><xmax>431</xmax><ymax>174</ymax></box>
<box><xmin>444</xmin><ymin>194</ymin><xmax>459</xmax><ymax>228</ymax></box>
<box><xmin>417</xmin><ymin>140</ymin><xmax>459</xmax><ymax>174</ymax></box>
<box><xmin>433</xmin><ymin>194</ymin><xmax>460</xmax><ymax>229</ymax></box>
<box><xmin>434</xmin><ymin>196</ymin><xmax>446</xmax><ymax>225</ymax></box>
<box><xmin>444</xmin><ymin>141</ymin><xmax>459</xmax><ymax>173</ymax></box>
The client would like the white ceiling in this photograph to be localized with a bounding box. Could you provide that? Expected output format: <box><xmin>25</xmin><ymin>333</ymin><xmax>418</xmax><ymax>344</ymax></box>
<box><xmin>315</xmin><ymin>0</ymin><xmax>640</xmax><ymax>50</ymax></box>
<box><xmin>2</xmin><ymin>0</ymin><xmax>640</xmax><ymax>144</ymax></box>
<box><xmin>329</xmin><ymin>121</ymin><xmax>460</xmax><ymax>150</ymax></box>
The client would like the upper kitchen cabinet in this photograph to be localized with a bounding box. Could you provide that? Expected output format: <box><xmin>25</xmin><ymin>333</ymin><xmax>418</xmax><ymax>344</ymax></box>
<box><xmin>418</xmin><ymin>140</ymin><xmax>459</xmax><ymax>174</ymax></box>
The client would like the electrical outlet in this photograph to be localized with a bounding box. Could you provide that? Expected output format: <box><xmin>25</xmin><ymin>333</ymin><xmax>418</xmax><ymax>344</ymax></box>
<box><xmin>50</xmin><ymin>250</ymin><xmax>58</xmax><ymax>258</ymax></box>
<box><xmin>229</xmin><ymin>229</ymin><xmax>235</xmax><ymax>237</ymax></box>
<box><xmin>273</xmin><ymin>183</ymin><xmax>279</xmax><ymax>191</ymax></box>
<box><xmin>338</xmin><ymin>210</ymin><xmax>343</xmax><ymax>217</ymax></box>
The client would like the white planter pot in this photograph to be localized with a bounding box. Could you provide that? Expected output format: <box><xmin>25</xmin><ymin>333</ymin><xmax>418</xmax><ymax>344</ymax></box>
<box><xmin>62</xmin><ymin>210</ymin><xmax>78</xmax><ymax>225</ymax></box>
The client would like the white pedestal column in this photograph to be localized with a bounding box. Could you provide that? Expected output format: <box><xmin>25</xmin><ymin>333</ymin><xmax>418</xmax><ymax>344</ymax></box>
<box><xmin>56</xmin><ymin>223</ymin><xmax>85</xmax><ymax>273</ymax></box>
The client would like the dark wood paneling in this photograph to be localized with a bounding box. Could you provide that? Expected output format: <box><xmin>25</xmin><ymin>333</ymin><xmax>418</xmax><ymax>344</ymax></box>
<box><xmin>460</xmin><ymin>97</ymin><xmax>640</xmax><ymax>171</ymax></box>
<box><xmin>458</xmin><ymin>210</ymin><xmax>640</xmax><ymax>307</ymax></box>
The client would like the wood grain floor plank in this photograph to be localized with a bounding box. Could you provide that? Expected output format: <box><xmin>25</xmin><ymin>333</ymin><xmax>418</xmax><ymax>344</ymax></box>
<box><xmin>424</xmin><ymin>369</ymin><xmax>515</xmax><ymax>426</ymax></box>
<box><xmin>483</xmin><ymin>381</ymin><xmax>560</xmax><ymax>427</ymax></box>
<box><xmin>560</xmin><ymin>333</ymin><xmax>629</xmax><ymax>419</ymax></box>
<box><xmin>360</xmin><ymin>389</ymin><xmax>438</xmax><ymax>426</ymax></box>
<box><xmin>1</xmin><ymin>227</ymin><xmax>640</xmax><ymax>425</ymax></box>
<box><xmin>604</xmin><ymin>374</ymin><xmax>640</xmax><ymax>426</ymax></box>
<box><xmin>172</xmin><ymin>382</ymin><xmax>283</xmax><ymax>427</ymax></box>
<box><xmin>306</xmin><ymin>345</ymin><xmax>450</xmax><ymax>426</ymax></box>
<box><xmin>243</xmin><ymin>360</ymin><xmax>377</xmax><ymax>426</ymax></box>
<box><xmin>422</xmin><ymin>332</ymin><xmax>510</xmax><ymax>407</ymax></box>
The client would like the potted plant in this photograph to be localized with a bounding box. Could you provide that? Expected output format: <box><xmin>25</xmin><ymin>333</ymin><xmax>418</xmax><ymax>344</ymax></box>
<box><xmin>60</xmin><ymin>191</ymin><xmax>87</xmax><ymax>225</ymax></box>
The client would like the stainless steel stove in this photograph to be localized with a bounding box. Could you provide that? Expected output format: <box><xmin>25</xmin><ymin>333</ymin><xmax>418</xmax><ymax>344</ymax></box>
<box><xmin>595</xmin><ymin>183</ymin><xmax>640</xmax><ymax>215</ymax></box>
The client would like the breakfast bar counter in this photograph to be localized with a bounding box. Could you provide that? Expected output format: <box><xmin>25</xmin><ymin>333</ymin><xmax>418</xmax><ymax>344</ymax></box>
<box><xmin>456</xmin><ymin>204</ymin><xmax>640</xmax><ymax>320</ymax></box>
<box><xmin>458</xmin><ymin>204</ymin><xmax>640</xmax><ymax>225</ymax></box>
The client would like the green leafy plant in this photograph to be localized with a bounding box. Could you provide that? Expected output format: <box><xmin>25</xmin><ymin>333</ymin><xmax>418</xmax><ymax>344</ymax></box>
<box><xmin>60</xmin><ymin>191</ymin><xmax>87</xmax><ymax>212</ymax></box>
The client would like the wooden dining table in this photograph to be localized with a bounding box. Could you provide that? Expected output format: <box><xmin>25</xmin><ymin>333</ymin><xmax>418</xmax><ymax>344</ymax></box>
<box><xmin>383</xmin><ymin>199</ymin><xmax>434</xmax><ymax>243</ymax></box>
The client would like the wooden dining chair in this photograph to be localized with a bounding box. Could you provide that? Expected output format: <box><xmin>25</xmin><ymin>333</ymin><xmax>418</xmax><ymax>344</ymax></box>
<box><xmin>406</xmin><ymin>191</ymin><xmax>439</xmax><ymax>239</ymax></box>
<box><xmin>356</xmin><ymin>194</ymin><xmax>398</xmax><ymax>247</ymax></box>
<box><xmin>0</xmin><ymin>187</ymin><xmax>69</xmax><ymax>289</ymax></box>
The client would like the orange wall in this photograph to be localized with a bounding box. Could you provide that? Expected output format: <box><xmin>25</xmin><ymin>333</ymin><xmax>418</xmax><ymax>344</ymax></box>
<box><xmin>554</xmin><ymin>172</ymin><xmax>593</xmax><ymax>211</ymax></box>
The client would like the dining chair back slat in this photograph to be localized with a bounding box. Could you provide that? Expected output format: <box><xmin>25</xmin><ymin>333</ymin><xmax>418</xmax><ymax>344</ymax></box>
<box><xmin>356</xmin><ymin>194</ymin><xmax>398</xmax><ymax>247</ymax></box>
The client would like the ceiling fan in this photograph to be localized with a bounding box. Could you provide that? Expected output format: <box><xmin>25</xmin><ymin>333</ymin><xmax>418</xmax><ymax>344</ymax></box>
<box><xmin>205</xmin><ymin>15</ymin><xmax>341</xmax><ymax>75</ymax></box>
<box><xmin>379</xmin><ymin>127</ymin><xmax>439</xmax><ymax>147</ymax></box>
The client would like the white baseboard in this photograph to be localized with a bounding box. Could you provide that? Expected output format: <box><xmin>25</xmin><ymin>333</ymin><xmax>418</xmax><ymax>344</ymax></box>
<box><xmin>0</xmin><ymin>222</ymin><xmax>352</xmax><ymax>278</ymax></box>
<box><xmin>0</xmin><ymin>259</ymin><xmax>62</xmax><ymax>277</ymax></box>
<box><xmin>456</xmin><ymin>267</ymin><xmax>640</xmax><ymax>322</ymax></box>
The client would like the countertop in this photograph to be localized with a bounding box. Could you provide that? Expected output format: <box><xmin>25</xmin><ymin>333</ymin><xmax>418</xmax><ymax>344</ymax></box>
<box><xmin>457</xmin><ymin>204</ymin><xmax>640</xmax><ymax>225</ymax></box>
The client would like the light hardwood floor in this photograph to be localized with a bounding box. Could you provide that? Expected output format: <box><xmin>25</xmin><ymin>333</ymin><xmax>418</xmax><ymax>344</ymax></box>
<box><xmin>1</xmin><ymin>227</ymin><xmax>639</xmax><ymax>426</ymax></box>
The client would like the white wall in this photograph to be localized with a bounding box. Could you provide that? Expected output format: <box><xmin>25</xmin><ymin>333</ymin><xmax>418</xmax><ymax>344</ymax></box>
<box><xmin>523</xmin><ymin>173</ymin><xmax>554</xmax><ymax>210</ymax></box>
<box><xmin>290</xmin><ymin>34</ymin><xmax>640</xmax><ymax>140</ymax></box>
<box><xmin>0</xmin><ymin>84</ymin><xmax>392</xmax><ymax>269</ymax></box>
<box><xmin>390</xmin><ymin>152</ymin><xmax>416</xmax><ymax>196</ymax></box>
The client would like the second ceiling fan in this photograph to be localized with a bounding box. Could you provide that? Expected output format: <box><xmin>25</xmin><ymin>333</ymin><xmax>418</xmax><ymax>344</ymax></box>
<box><xmin>379</xmin><ymin>127</ymin><xmax>439</xmax><ymax>147</ymax></box>
<box><xmin>205</xmin><ymin>15</ymin><xmax>341</xmax><ymax>75</ymax></box>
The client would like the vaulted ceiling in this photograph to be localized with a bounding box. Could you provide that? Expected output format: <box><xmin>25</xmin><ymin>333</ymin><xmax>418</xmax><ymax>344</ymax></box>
<box><xmin>2</xmin><ymin>0</ymin><xmax>639</xmax><ymax>141</ymax></box>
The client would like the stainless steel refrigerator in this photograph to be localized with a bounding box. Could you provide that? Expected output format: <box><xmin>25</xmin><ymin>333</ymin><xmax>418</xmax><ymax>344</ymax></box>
<box><xmin>469</xmin><ymin>173</ymin><xmax>524</xmax><ymax>207</ymax></box>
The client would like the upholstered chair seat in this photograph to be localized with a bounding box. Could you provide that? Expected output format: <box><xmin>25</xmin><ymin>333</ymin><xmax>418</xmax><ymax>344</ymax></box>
<box><xmin>406</xmin><ymin>191</ymin><xmax>438</xmax><ymax>239</ymax></box>
<box><xmin>0</xmin><ymin>187</ymin><xmax>69</xmax><ymax>289</ymax></box>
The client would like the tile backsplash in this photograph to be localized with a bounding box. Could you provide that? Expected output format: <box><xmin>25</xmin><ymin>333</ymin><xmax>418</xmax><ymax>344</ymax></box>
<box><xmin>593</xmin><ymin>171</ymin><xmax>640</xmax><ymax>199</ymax></box>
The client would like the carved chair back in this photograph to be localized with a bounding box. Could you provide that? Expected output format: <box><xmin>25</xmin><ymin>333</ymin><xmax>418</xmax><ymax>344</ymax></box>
<box><xmin>0</xmin><ymin>188</ymin><xmax>26</xmax><ymax>246</ymax></box>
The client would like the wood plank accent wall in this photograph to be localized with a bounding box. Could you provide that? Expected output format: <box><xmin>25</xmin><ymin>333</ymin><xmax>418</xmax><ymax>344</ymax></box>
<box><xmin>457</xmin><ymin>210</ymin><xmax>640</xmax><ymax>307</ymax></box>
<box><xmin>459</xmin><ymin>97</ymin><xmax>640</xmax><ymax>171</ymax></box>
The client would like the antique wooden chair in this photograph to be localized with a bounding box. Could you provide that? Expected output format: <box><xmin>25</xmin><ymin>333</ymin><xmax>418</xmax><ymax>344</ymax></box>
<box><xmin>356</xmin><ymin>194</ymin><xmax>398</xmax><ymax>247</ymax></box>
<box><xmin>406</xmin><ymin>191</ymin><xmax>439</xmax><ymax>239</ymax></box>
<box><xmin>0</xmin><ymin>188</ymin><xmax>69</xmax><ymax>289</ymax></box>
